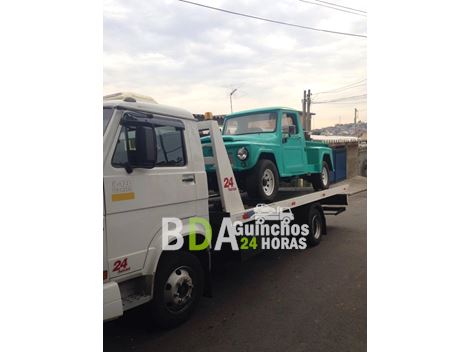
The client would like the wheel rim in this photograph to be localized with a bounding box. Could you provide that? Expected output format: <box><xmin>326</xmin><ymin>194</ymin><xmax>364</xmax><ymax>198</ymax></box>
<box><xmin>311</xmin><ymin>215</ymin><xmax>322</xmax><ymax>239</ymax></box>
<box><xmin>262</xmin><ymin>169</ymin><xmax>275</xmax><ymax>196</ymax></box>
<box><xmin>164</xmin><ymin>266</ymin><xmax>194</xmax><ymax>313</ymax></box>
<box><xmin>321</xmin><ymin>166</ymin><xmax>329</xmax><ymax>187</ymax></box>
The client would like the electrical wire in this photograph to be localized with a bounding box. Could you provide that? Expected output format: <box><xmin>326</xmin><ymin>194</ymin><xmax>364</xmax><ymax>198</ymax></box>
<box><xmin>177</xmin><ymin>0</ymin><xmax>367</xmax><ymax>38</ymax></box>
<box><xmin>298</xmin><ymin>0</ymin><xmax>366</xmax><ymax>17</ymax></box>
<box><xmin>313</xmin><ymin>94</ymin><xmax>367</xmax><ymax>103</ymax></box>
<box><xmin>314</xmin><ymin>0</ymin><xmax>367</xmax><ymax>14</ymax></box>
<box><xmin>312</xmin><ymin>79</ymin><xmax>367</xmax><ymax>97</ymax></box>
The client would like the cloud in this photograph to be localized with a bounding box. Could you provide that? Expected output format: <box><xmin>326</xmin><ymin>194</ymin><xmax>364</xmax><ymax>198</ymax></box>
<box><xmin>104</xmin><ymin>0</ymin><xmax>367</xmax><ymax>127</ymax></box>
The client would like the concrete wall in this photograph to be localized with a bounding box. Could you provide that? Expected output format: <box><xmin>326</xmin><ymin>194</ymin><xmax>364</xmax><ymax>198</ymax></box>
<box><xmin>346</xmin><ymin>143</ymin><xmax>359</xmax><ymax>179</ymax></box>
<box><xmin>358</xmin><ymin>146</ymin><xmax>367</xmax><ymax>177</ymax></box>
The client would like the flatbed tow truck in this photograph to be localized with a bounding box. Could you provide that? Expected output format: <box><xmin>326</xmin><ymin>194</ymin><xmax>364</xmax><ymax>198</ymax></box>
<box><xmin>103</xmin><ymin>97</ymin><xmax>348</xmax><ymax>328</ymax></box>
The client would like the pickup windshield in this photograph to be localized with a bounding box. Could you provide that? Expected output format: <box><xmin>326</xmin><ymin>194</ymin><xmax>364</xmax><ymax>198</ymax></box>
<box><xmin>103</xmin><ymin>108</ymin><xmax>113</xmax><ymax>134</ymax></box>
<box><xmin>223</xmin><ymin>112</ymin><xmax>277</xmax><ymax>135</ymax></box>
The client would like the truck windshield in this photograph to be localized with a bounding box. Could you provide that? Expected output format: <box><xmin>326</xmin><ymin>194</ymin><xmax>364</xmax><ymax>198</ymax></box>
<box><xmin>223</xmin><ymin>112</ymin><xmax>277</xmax><ymax>135</ymax></box>
<box><xmin>103</xmin><ymin>108</ymin><xmax>113</xmax><ymax>134</ymax></box>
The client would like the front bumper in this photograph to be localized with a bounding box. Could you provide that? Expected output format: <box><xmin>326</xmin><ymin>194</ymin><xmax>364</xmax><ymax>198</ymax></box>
<box><xmin>103</xmin><ymin>281</ymin><xmax>123</xmax><ymax>321</ymax></box>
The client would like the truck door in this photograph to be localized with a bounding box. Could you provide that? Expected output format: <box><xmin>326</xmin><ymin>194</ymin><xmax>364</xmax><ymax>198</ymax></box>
<box><xmin>103</xmin><ymin>115</ymin><xmax>200</xmax><ymax>279</ymax></box>
<box><xmin>281</xmin><ymin>112</ymin><xmax>306</xmax><ymax>174</ymax></box>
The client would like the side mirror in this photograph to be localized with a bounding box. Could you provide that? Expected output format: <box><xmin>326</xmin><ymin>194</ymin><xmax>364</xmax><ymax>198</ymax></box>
<box><xmin>129</xmin><ymin>125</ymin><xmax>156</xmax><ymax>169</ymax></box>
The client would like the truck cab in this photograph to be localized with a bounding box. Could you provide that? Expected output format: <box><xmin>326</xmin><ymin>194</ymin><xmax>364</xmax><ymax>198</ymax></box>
<box><xmin>103</xmin><ymin>98</ymin><xmax>211</xmax><ymax>327</ymax></box>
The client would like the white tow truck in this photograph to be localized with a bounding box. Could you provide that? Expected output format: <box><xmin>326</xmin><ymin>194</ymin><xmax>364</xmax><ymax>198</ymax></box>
<box><xmin>103</xmin><ymin>96</ymin><xmax>349</xmax><ymax>327</ymax></box>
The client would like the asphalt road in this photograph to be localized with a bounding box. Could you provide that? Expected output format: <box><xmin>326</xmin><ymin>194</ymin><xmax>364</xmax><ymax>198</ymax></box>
<box><xmin>104</xmin><ymin>191</ymin><xmax>367</xmax><ymax>352</ymax></box>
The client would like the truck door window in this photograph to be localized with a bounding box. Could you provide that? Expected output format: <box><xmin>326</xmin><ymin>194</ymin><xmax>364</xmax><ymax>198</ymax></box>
<box><xmin>154</xmin><ymin>126</ymin><xmax>186</xmax><ymax>166</ymax></box>
<box><xmin>112</xmin><ymin>124</ymin><xmax>186</xmax><ymax>168</ymax></box>
<box><xmin>281</xmin><ymin>113</ymin><xmax>297</xmax><ymax>132</ymax></box>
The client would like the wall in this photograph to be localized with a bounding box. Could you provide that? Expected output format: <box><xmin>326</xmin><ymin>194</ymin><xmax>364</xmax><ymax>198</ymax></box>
<box><xmin>346</xmin><ymin>143</ymin><xmax>359</xmax><ymax>179</ymax></box>
<box><xmin>358</xmin><ymin>145</ymin><xmax>367</xmax><ymax>177</ymax></box>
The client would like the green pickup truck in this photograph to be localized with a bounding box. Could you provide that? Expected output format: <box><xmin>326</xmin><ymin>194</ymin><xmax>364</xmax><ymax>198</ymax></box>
<box><xmin>202</xmin><ymin>107</ymin><xmax>334</xmax><ymax>201</ymax></box>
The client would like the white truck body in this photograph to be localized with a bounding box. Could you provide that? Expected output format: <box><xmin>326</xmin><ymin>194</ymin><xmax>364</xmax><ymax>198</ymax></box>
<box><xmin>103</xmin><ymin>98</ymin><xmax>348</xmax><ymax>324</ymax></box>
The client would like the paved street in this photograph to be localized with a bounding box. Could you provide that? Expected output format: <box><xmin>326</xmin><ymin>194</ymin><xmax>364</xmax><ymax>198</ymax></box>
<box><xmin>104</xmin><ymin>191</ymin><xmax>367</xmax><ymax>352</ymax></box>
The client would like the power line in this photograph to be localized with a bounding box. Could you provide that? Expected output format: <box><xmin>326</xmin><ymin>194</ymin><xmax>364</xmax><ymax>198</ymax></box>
<box><xmin>315</xmin><ymin>100</ymin><xmax>367</xmax><ymax>105</ymax></box>
<box><xmin>177</xmin><ymin>0</ymin><xmax>367</xmax><ymax>38</ymax></box>
<box><xmin>312</xmin><ymin>79</ymin><xmax>367</xmax><ymax>96</ymax></box>
<box><xmin>316</xmin><ymin>82</ymin><xmax>366</xmax><ymax>96</ymax></box>
<box><xmin>314</xmin><ymin>0</ymin><xmax>367</xmax><ymax>14</ymax></box>
<box><xmin>298</xmin><ymin>0</ymin><xmax>366</xmax><ymax>17</ymax></box>
<box><xmin>313</xmin><ymin>94</ymin><xmax>367</xmax><ymax>103</ymax></box>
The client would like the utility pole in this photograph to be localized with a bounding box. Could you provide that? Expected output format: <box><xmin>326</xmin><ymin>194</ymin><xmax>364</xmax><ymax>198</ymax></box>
<box><xmin>354</xmin><ymin>108</ymin><xmax>358</xmax><ymax>136</ymax></box>
<box><xmin>229</xmin><ymin>88</ymin><xmax>237</xmax><ymax>113</ymax></box>
<box><xmin>306</xmin><ymin>89</ymin><xmax>311</xmax><ymax>132</ymax></box>
<box><xmin>302</xmin><ymin>90</ymin><xmax>307</xmax><ymax>129</ymax></box>
<box><xmin>302</xmin><ymin>89</ymin><xmax>312</xmax><ymax>132</ymax></box>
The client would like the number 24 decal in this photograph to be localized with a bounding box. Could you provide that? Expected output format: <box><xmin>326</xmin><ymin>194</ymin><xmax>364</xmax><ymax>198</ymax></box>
<box><xmin>112</xmin><ymin>258</ymin><xmax>130</xmax><ymax>273</ymax></box>
<box><xmin>223</xmin><ymin>177</ymin><xmax>236</xmax><ymax>190</ymax></box>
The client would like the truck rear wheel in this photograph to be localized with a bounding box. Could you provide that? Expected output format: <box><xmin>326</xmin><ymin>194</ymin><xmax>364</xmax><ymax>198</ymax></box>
<box><xmin>305</xmin><ymin>206</ymin><xmax>324</xmax><ymax>247</ymax></box>
<box><xmin>246</xmin><ymin>159</ymin><xmax>279</xmax><ymax>202</ymax></box>
<box><xmin>150</xmin><ymin>251</ymin><xmax>203</xmax><ymax>329</ymax></box>
<box><xmin>311</xmin><ymin>161</ymin><xmax>330</xmax><ymax>191</ymax></box>
<box><xmin>296</xmin><ymin>205</ymin><xmax>325</xmax><ymax>247</ymax></box>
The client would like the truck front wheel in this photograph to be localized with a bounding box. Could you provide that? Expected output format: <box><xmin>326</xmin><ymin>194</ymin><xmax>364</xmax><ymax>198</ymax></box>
<box><xmin>311</xmin><ymin>161</ymin><xmax>331</xmax><ymax>191</ymax></box>
<box><xmin>246</xmin><ymin>159</ymin><xmax>279</xmax><ymax>202</ymax></box>
<box><xmin>150</xmin><ymin>251</ymin><xmax>204</xmax><ymax>329</ymax></box>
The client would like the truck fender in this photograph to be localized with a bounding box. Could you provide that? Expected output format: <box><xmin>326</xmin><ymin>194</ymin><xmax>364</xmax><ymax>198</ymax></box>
<box><xmin>258</xmin><ymin>151</ymin><xmax>279</xmax><ymax>168</ymax></box>
<box><xmin>322</xmin><ymin>152</ymin><xmax>334</xmax><ymax>172</ymax></box>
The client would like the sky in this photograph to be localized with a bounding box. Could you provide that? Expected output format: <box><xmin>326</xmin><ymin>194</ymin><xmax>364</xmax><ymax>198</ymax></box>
<box><xmin>104</xmin><ymin>0</ymin><xmax>367</xmax><ymax>128</ymax></box>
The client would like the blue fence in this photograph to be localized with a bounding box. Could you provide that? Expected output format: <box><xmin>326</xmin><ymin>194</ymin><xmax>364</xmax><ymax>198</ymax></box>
<box><xmin>331</xmin><ymin>147</ymin><xmax>347</xmax><ymax>183</ymax></box>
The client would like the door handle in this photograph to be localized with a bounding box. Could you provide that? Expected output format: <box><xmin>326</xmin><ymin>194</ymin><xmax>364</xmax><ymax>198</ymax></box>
<box><xmin>182</xmin><ymin>174</ymin><xmax>195</xmax><ymax>183</ymax></box>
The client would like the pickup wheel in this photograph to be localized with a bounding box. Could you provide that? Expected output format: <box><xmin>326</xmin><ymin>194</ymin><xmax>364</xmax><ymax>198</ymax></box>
<box><xmin>311</xmin><ymin>161</ymin><xmax>330</xmax><ymax>191</ymax></box>
<box><xmin>246</xmin><ymin>159</ymin><xmax>279</xmax><ymax>202</ymax></box>
<box><xmin>150</xmin><ymin>251</ymin><xmax>203</xmax><ymax>329</ymax></box>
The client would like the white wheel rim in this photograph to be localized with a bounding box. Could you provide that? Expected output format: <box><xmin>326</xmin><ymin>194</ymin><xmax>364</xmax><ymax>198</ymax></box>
<box><xmin>321</xmin><ymin>166</ymin><xmax>328</xmax><ymax>186</ymax></box>
<box><xmin>262</xmin><ymin>169</ymin><xmax>275</xmax><ymax>196</ymax></box>
<box><xmin>164</xmin><ymin>266</ymin><xmax>194</xmax><ymax>312</ymax></box>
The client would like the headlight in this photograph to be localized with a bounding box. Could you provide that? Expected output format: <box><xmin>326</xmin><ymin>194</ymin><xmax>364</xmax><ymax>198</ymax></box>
<box><xmin>237</xmin><ymin>147</ymin><xmax>249</xmax><ymax>161</ymax></box>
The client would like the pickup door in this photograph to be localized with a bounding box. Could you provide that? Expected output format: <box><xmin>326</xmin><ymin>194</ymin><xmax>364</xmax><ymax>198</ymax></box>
<box><xmin>281</xmin><ymin>112</ymin><xmax>306</xmax><ymax>175</ymax></box>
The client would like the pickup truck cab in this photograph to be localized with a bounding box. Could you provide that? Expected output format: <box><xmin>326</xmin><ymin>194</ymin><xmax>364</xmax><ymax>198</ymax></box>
<box><xmin>202</xmin><ymin>107</ymin><xmax>334</xmax><ymax>201</ymax></box>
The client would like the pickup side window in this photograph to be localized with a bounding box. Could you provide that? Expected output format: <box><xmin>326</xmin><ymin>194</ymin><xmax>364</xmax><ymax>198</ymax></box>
<box><xmin>112</xmin><ymin>124</ymin><xmax>186</xmax><ymax>168</ymax></box>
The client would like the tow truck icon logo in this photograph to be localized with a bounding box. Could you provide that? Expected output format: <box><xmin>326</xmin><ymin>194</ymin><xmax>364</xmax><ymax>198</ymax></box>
<box><xmin>253</xmin><ymin>204</ymin><xmax>295</xmax><ymax>225</ymax></box>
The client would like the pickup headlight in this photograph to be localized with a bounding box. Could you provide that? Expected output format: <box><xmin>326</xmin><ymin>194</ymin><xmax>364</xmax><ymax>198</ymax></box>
<box><xmin>237</xmin><ymin>147</ymin><xmax>249</xmax><ymax>161</ymax></box>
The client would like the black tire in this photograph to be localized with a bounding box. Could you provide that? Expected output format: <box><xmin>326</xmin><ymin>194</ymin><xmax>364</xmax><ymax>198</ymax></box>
<box><xmin>150</xmin><ymin>251</ymin><xmax>204</xmax><ymax>329</ymax></box>
<box><xmin>246</xmin><ymin>159</ymin><xmax>280</xmax><ymax>202</ymax></box>
<box><xmin>304</xmin><ymin>206</ymin><xmax>324</xmax><ymax>247</ymax></box>
<box><xmin>311</xmin><ymin>161</ymin><xmax>331</xmax><ymax>191</ymax></box>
